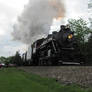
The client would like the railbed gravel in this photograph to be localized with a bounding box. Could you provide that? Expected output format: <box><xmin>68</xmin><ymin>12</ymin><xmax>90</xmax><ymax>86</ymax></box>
<box><xmin>18</xmin><ymin>66</ymin><xmax>92</xmax><ymax>88</ymax></box>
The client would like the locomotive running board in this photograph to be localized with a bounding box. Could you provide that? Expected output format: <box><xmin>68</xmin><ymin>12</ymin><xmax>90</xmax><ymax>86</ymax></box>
<box><xmin>62</xmin><ymin>48</ymin><xmax>74</xmax><ymax>50</ymax></box>
<box><xmin>62</xmin><ymin>62</ymin><xmax>80</xmax><ymax>65</ymax></box>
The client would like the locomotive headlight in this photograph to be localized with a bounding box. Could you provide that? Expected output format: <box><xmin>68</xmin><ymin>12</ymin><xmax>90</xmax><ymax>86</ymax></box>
<box><xmin>68</xmin><ymin>34</ymin><xmax>73</xmax><ymax>39</ymax></box>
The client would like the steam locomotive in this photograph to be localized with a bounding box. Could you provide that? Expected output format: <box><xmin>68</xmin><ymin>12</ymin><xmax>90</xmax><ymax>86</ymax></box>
<box><xmin>22</xmin><ymin>25</ymin><xmax>83</xmax><ymax>66</ymax></box>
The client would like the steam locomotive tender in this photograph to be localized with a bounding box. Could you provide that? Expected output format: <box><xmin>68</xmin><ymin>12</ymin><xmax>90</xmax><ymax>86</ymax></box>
<box><xmin>24</xmin><ymin>25</ymin><xmax>82</xmax><ymax>66</ymax></box>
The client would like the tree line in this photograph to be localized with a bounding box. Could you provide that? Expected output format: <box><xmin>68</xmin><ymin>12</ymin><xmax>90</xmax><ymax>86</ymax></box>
<box><xmin>0</xmin><ymin>51</ymin><xmax>22</xmax><ymax>66</ymax></box>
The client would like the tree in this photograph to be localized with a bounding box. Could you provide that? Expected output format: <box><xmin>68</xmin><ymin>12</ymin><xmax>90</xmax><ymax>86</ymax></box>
<box><xmin>13</xmin><ymin>51</ymin><xmax>22</xmax><ymax>66</ymax></box>
<box><xmin>0</xmin><ymin>56</ymin><xmax>6</xmax><ymax>62</ymax></box>
<box><xmin>86</xmin><ymin>34</ymin><xmax>92</xmax><ymax>65</ymax></box>
<box><xmin>6</xmin><ymin>56</ymin><xmax>15</xmax><ymax>65</ymax></box>
<box><xmin>89</xmin><ymin>18</ymin><xmax>92</xmax><ymax>29</ymax></box>
<box><xmin>68</xmin><ymin>18</ymin><xmax>92</xmax><ymax>64</ymax></box>
<box><xmin>68</xmin><ymin>18</ymin><xmax>91</xmax><ymax>45</ymax></box>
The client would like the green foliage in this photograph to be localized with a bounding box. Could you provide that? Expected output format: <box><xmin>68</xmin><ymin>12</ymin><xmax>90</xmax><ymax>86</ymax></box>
<box><xmin>0</xmin><ymin>68</ymin><xmax>92</xmax><ymax>92</ymax></box>
<box><xmin>12</xmin><ymin>51</ymin><xmax>22</xmax><ymax>66</ymax></box>
<box><xmin>0</xmin><ymin>56</ymin><xmax>16</xmax><ymax>65</ymax></box>
<box><xmin>68</xmin><ymin>18</ymin><xmax>91</xmax><ymax>44</ymax></box>
<box><xmin>89</xmin><ymin>18</ymin><xmax>92</xmax><ymax>28</ymax></box>
<box><xmin>6</xmin><ymin>56</ymin><xmax>15</xmax><ymax>65</ymax></box>
<box><xmin>0</xmin><ymin>56</ymin><xmax>6</xmax><ymax>63</ymax></box>
<box><xmin>0</xmin><ymin>51</ymin><xmax>23</xmax><ymax>66</ymax></box>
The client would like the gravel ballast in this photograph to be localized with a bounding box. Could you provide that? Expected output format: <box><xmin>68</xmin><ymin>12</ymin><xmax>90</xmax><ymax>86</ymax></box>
<box><xmin>19</xmin><ymin>66</ymin><xmax>92</xmax><ymax>88</ymax></box>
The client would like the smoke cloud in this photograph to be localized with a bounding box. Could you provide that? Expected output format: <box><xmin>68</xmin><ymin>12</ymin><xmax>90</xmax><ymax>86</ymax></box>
<box><xmin>12</xmin><ymin>0</ymin><xmax>65</xmax><ymax>44</ymax></box>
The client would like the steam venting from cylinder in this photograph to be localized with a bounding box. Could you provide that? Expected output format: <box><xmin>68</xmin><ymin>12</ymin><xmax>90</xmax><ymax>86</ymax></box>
<box><xmin>12</xmin><ymin>0</ymin><xmax>65</xmax><ymax>44</ymax></box>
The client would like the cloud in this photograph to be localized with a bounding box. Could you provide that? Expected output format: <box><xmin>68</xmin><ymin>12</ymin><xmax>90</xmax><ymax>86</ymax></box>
<box><xmin>0</xmin><ymin>0</ymin><xmax>29</xmax><ymax>14</ymax></box>
<box><xmin>0</xmin><ymin>28</ymin><xmax>6</xmax><ymax>36</ymax></box>
<box><xmin>3</xmin><ymin>44</ymin><xmax>27</xmax><ymax>55</ymax></box>
<box><xmin>65</xmin><ymin>0</ymin><xmax>88</xmax><ymax>20</ymax></box>
<box><xmin>0</xmin><ymin>0</ymin><xmax>28</xmax><ymax>56</ymax></box>
<box><xmin>0</xmin><ymin>37</ymin><xmax>27</xmax><ymax>57</ymax></box>
<box><xmin>0</xmin><ymin>3</ymin><xmax>17</xmax><ymax>36</ymax></box>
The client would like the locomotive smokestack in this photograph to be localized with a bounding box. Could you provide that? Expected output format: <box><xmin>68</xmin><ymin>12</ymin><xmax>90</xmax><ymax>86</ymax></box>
<box><xmin>12</xmin><ymin>0</ymin><xmax>65</xmax><ymax>44</ymax></box>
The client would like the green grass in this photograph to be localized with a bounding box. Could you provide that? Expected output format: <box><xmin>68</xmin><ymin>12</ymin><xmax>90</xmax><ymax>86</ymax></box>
<box><xmin>0</xmin><ymin>68</ymin><xmax>92</xmax><ymax>92</ymax></box>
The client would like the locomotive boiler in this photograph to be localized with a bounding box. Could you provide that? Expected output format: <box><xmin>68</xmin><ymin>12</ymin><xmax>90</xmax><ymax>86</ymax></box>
<box><xmin>23</xmin><ymin>25</ymin><xmax>83</xmax><ymax>66</ymax></box>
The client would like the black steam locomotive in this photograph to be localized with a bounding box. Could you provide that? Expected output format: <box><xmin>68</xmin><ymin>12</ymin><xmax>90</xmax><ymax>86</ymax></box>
<box><xmin>22</xmin><ymin>25</ymin><xmax>83</xmax><ymax>66</ymax></box>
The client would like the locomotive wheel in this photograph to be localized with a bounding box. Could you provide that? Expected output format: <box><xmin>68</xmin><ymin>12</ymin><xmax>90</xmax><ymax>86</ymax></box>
<box><xmin>58</xmin><ymin>60</ymin><xmax>63</xmax><ymax>66</ymax></box>
<box><xmin>38</xmin><ymin>59</ymin><xmax>47</xmax><ymax>66</ymax></box>
<box><xmin>47</xmin><ymin>60</ymin><xmax>52</xmax><ymax>66</ymax></box>
<box><xmin>38</xmin><ymin>59</ymin><xmax>42</xmax><ymax>66</ymax></box>
<box><xmin>51</xmin><ymin>58</ymin><xmax>58</xmax><ymax>66</ymax></box>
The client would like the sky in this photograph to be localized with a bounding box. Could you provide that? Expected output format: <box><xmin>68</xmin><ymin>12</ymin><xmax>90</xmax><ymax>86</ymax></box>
<box><xmin>0</xmin><ymin>0</ymin><xmax>29</xmax><ymax>57</ymax></box>
<box><xmin>0</xmin><ymin>0</ymin><xmax>89</xmax><ymax>57</ymax></box>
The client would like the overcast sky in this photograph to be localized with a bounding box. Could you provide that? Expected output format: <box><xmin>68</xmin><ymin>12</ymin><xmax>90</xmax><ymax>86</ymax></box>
<box><xmin>0</xmin><ymin>0</ymin><xmax>28</xmax><ymax>57</ymax></box>
<box><xmin>0</xmin><ymin>0</ymin><xmax>89</xmax><ymax>57</ymax></box>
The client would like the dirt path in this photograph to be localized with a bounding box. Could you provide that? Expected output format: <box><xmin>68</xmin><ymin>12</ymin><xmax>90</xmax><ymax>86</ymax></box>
<box><xmin>18</xmin><ymin>66</ymin><xmax>92</xmax><ymax>88</ymax></box>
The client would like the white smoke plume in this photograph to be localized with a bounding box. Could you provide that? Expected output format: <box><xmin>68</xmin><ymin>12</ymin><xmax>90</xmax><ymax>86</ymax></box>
<box><xmin>12</xmin><ymin>0</ymin><xmax>65</xmax><ymax>44</ymax></box>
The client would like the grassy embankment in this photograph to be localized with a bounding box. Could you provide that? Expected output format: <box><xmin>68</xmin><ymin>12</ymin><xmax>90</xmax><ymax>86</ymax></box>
<box><xmin>0</xmin><ymin>68</ymin><xmax>92</xmax><ymax>92</ymax></box>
